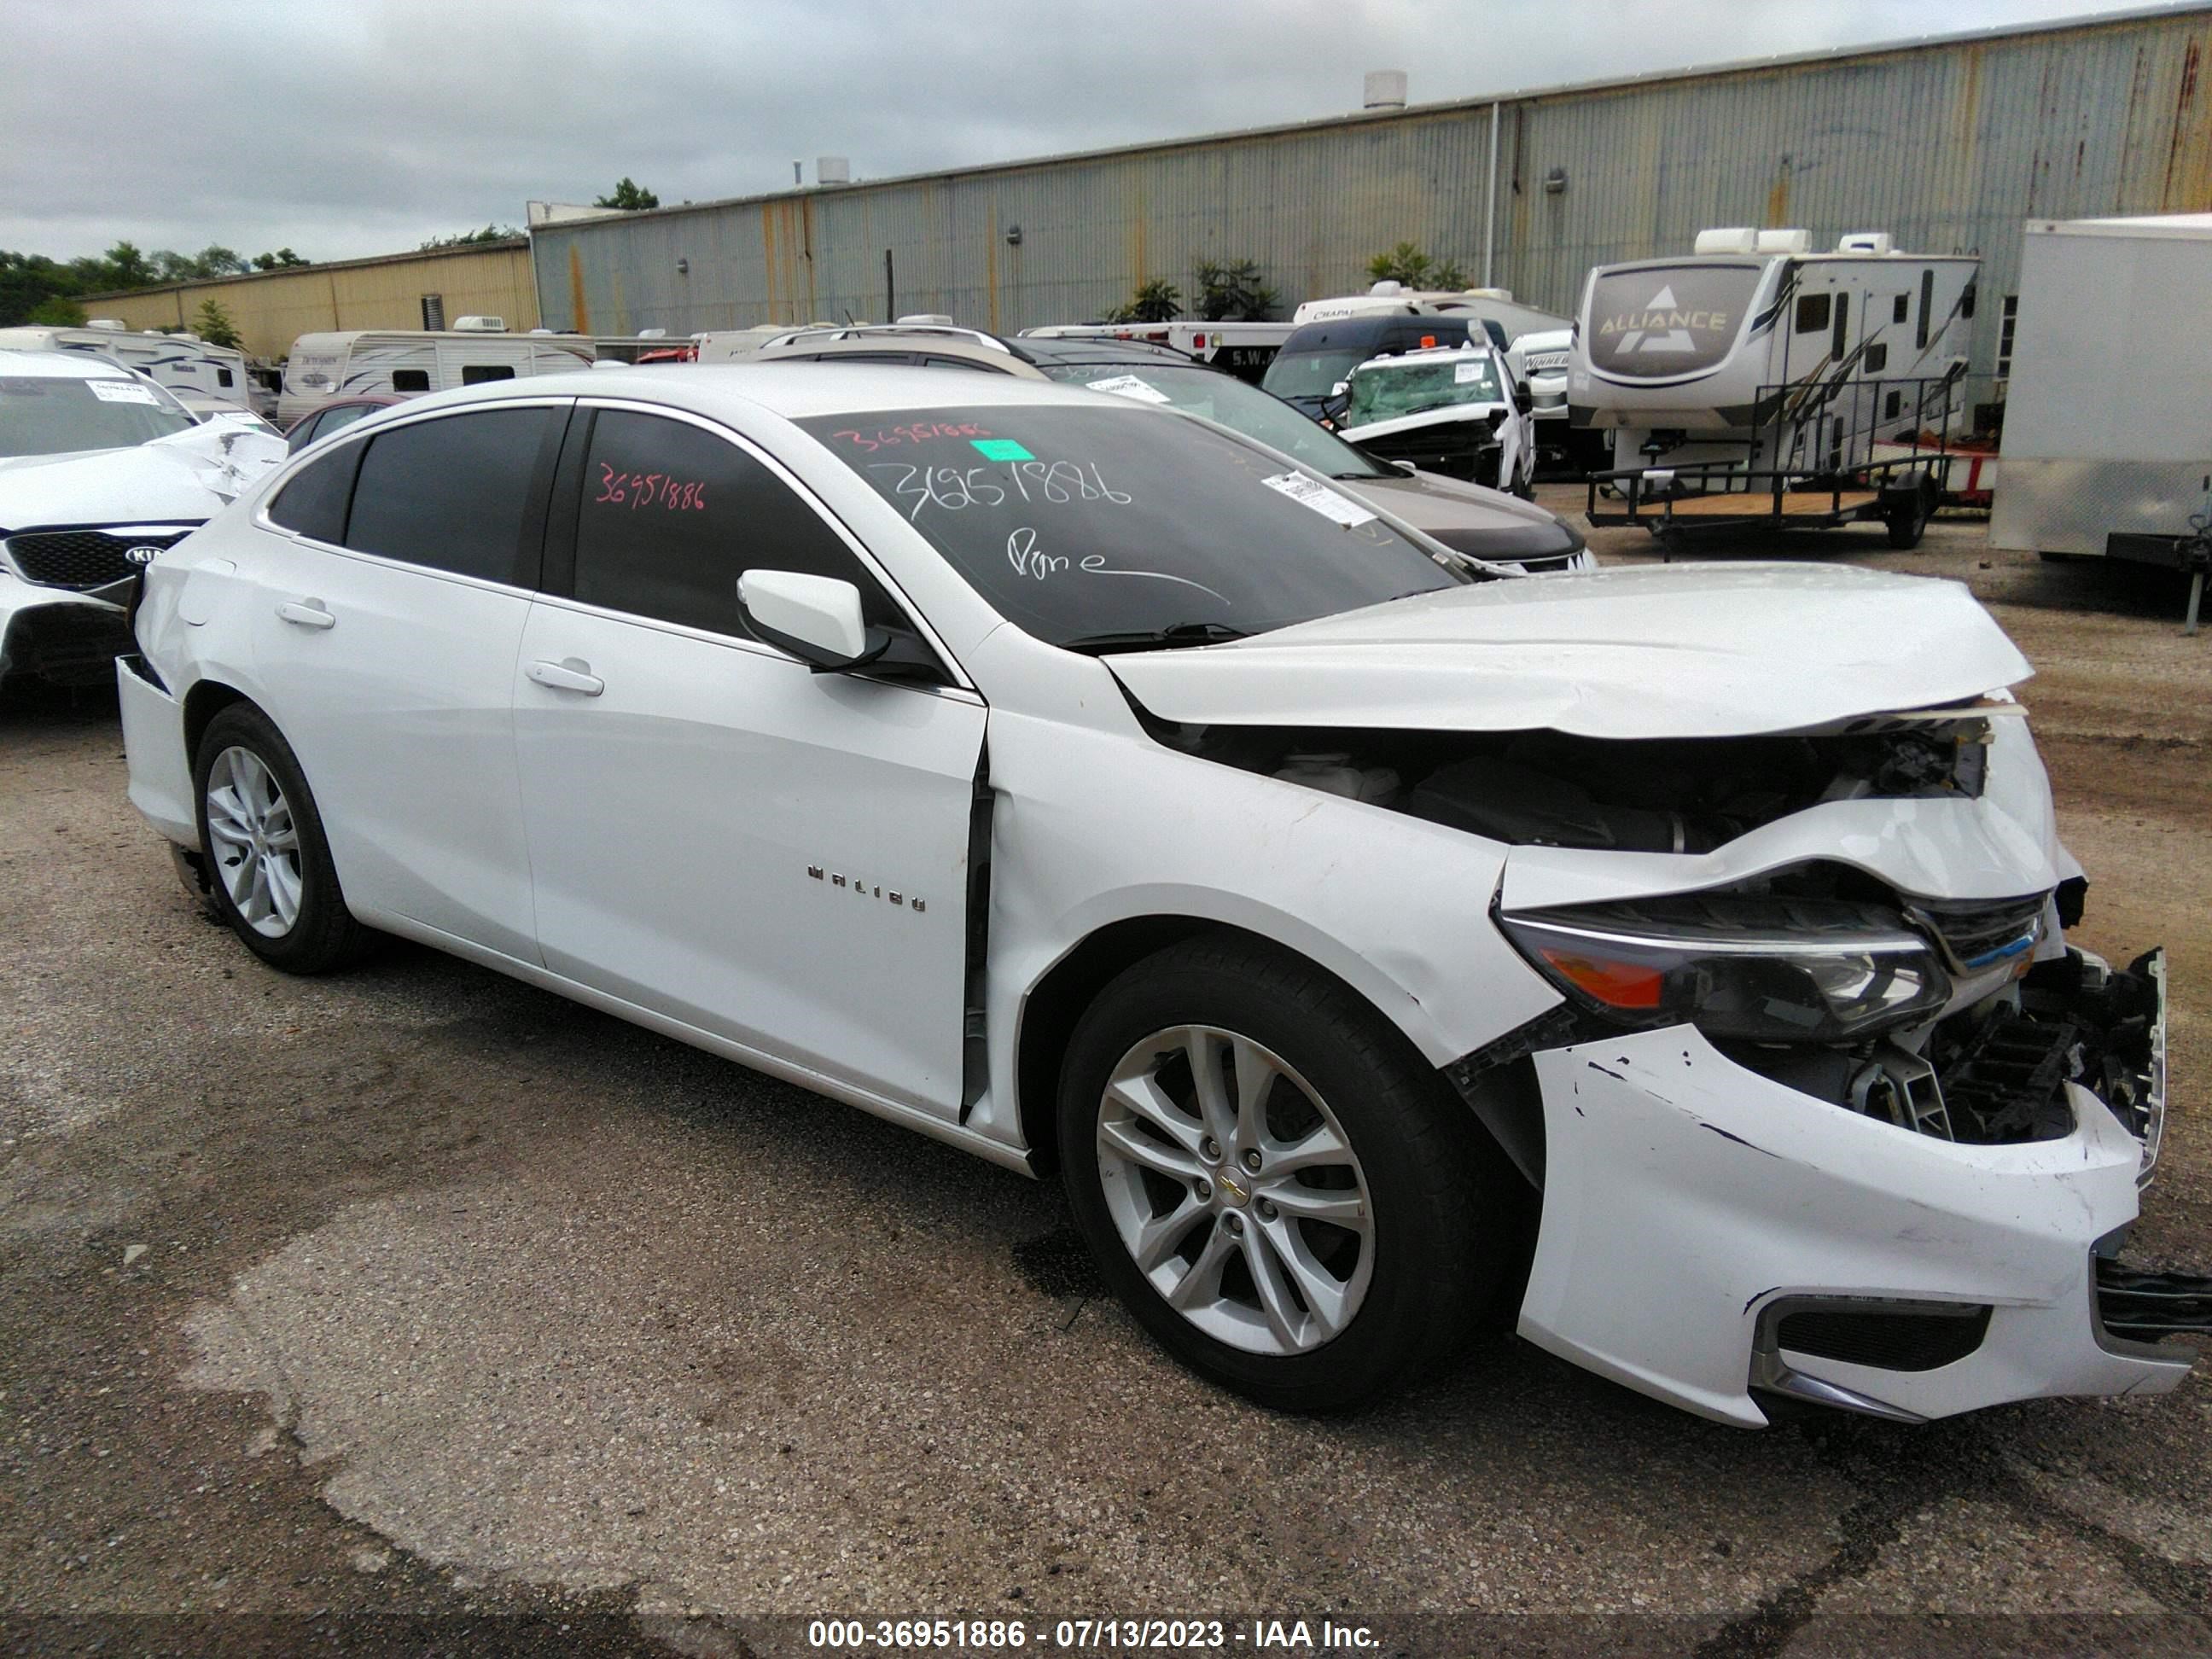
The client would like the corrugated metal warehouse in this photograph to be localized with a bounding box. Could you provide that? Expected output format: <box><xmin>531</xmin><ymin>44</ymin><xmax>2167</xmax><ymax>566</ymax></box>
<box><xmin>83</xmin><ymin>240</ymin><xmax>537</xmax><ymax>361</ymax></box>
<box><xmin>533</xmin><ymin>4</ymin><xmax>2210</xmax><ymax>376</ymax></box>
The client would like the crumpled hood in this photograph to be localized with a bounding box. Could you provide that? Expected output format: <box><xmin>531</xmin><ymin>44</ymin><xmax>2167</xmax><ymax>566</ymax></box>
<box><xmin>1106</xmin><ymin>562</ymin><xmax>2032</xmax><ymax>739</ymax></box>
<box><xmin>0</xmin><ymin>420</ymin><xmax>286</xmax><ymax>531</ymax></box>
<box><xmin>1341</xmin><ymin>402</ymin><xmax>1506</xmax><ymax>444</ymax></box>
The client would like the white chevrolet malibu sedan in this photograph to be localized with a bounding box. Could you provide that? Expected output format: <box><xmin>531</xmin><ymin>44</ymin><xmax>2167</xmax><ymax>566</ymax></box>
<box><xmin>119</xmin><ymin>366</ymin><xmax>2189</xmax><ymax>1426</ymax></box>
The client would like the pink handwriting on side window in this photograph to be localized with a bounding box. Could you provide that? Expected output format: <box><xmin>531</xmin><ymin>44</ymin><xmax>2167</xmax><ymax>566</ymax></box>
<box><xmin>594</xmin><ymin>463</ymin><xmax>709</xmax><ymax>510</ymax></box>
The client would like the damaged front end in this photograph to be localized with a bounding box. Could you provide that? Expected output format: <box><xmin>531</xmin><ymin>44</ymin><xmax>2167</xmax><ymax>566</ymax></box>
<box><xmin>1135</xmin><ymin>721</ymin><xmax>2189</xmax><ymax>1424</ymax></box>
<box><xmin>1104</xmin><ymin>564</ymin><xmax>2198</xmax><ymax>1423</ymax></box>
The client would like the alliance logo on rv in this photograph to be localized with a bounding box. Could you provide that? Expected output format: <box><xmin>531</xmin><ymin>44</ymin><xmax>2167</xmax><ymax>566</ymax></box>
<box><xmin>1596</xmin><ymin>284</ymin><xmax>1732</xmax><ymax>356</ymax></box>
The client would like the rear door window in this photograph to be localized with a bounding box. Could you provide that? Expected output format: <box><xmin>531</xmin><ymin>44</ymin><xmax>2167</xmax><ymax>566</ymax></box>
<box><xmin>568</xmin><ymin>409</ymin><xmax>910</xmax><ymax>637</ymax></box>
<box><xmin>267</xmin><ymin>445</ymin><xmax>359</xmax><ymax>542</ymax></box>
<box><xmin>344</xmin><ymin>407</ymin><xmax>561</xmax><ymax>585</ymax></box>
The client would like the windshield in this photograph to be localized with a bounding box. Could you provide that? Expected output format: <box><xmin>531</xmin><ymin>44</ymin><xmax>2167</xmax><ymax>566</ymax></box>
<box><xmin>1345</xmin><ymin>354</ymin><xmax>1503</xmax><ymax>426</ymax></box>
<box><xmin>1260</xmin><ymin>348</ymin><xmax>1366</xmax><ymax>400</ymax></box>
<box><xmin>1037</xmin><ymin>363</ymin><xmax>1389</xmax><ymax>479</ymax></box>
<box><xmin>798</xmin><ymin>405</ymin><xmax>1467</xmax><ymax>649</ymax></box>
<box><xmin>1585</xmin><ymin>262</ymin><xmax>1761</xmax><ymax>378</ymax></box>
<box><xmin>0</xmin><ymin>375</ymin><xmax>195</xmax><ymax>457</ymax></box>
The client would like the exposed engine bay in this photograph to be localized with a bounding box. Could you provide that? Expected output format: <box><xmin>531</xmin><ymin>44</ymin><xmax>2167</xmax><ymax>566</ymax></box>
<box><xmin>1146</xmin><ymin>707</ymin><xmax>1999</xmax><ymax>853</ymax></box>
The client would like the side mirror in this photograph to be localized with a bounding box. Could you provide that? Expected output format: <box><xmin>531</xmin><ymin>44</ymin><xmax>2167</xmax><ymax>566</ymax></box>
<box><xmin>1513</xmin><ymin>386</ymin><xmax>1534</xmax><ymax>416</ymax></box>
<box><xmin>737</xmin><ymin>570</ymin><xmax>888</xmax><ymax>672</ymax></box>
<box><xmin>1391</xmin><ymin>459</ymin><xmax>1419</xmax><ymax>477</ymax></box>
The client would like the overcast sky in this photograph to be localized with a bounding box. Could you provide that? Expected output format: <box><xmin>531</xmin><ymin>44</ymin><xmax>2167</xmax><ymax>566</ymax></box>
<box><xmin>1</xmin><ymin>0</ymin><xmax>2163</xmax><ymax>265</ymax></box>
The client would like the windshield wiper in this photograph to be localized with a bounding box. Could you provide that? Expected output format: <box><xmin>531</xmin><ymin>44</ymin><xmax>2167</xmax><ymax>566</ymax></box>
<box><xmin>1059</xmin><ymin>620</ymin><xmax>1249</xmax><ymax>655</ymax></box>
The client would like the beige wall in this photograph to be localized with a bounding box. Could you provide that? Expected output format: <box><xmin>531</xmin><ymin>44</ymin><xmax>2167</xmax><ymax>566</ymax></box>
<box><xmin>85</xmin><ymin>244</ymin><xmax>538</xmax><ymax>361</ymax></box>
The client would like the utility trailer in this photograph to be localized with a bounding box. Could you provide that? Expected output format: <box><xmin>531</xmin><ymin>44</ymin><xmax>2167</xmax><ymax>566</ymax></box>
<box><xmin>1988</xmin><ymin>214</ymin><xmax>2212</xmax><ymax>630</ymax></box>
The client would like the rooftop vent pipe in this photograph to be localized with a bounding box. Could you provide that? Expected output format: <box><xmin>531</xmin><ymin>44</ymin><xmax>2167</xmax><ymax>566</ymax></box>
<box><xmin>1363</xmin><ymin>70</ymin><xmax>1407</xmax><ymax>110</ymax></box>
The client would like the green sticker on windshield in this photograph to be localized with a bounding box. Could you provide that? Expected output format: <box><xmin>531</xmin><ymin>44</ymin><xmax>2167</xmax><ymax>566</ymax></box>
<box><xmin>971</xmin><ymin>438</ymin><xmax>1033</xmax><ymax>462</ymax></box>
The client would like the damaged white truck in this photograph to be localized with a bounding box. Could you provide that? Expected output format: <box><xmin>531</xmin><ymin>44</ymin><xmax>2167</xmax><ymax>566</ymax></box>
<box><xmin>117</xmin><ymin>368</ymin><xmax>2196</xmax><ymax>1428</ymax></box>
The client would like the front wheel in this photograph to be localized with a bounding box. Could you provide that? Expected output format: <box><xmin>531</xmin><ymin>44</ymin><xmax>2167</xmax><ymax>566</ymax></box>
<box><xmin>192</xmin><ymin>702</ymin><xmax>374</xmax><ymax>972</ymax></box>
<box><xmin>1058</xmin><ymin>936</ymin><xmax>1521</xmax><ymax>1412</ymax></box>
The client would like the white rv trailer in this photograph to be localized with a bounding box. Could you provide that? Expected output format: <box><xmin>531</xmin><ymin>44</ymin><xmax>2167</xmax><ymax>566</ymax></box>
<box><xmin>1569</xmin><ymin>229</ymin><xmax>1978</xmax><ymax>479</ymax></box>
<box><xmin>276</xmin><ymin>329</ymin><xmax>595</xmax><ymax>424</ymax></box>
<box><xmin>0</xmin><ymin>323</ymin><xmax>253</xmax><ymax>414</ymax></box>
<box><xmin>1989</xmin><ymin>213</ymin><xmax>2212</xmax><ymax>618</ymax></box>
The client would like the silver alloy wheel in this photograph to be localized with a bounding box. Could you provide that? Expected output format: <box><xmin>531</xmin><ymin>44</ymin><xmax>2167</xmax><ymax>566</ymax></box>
<box><xmin>203</xmin><ymin>745</ymin><xmax>303</xmax><ymax>939</ymax></box>
<box><xmin>1096</xmin><ymin>1025</ymin><xmax>1374</xmax><ymax>1356</ymax></box>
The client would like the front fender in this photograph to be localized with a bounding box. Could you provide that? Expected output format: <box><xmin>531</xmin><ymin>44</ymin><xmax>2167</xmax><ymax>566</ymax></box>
<box><xmin>969</xmin><ymin>707</ymin><xmax>1563</xmax><ymax>1155</ymax></box>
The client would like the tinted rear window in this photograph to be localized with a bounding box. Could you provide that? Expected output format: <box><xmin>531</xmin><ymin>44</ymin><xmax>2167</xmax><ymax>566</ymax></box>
<box><xmin>344</xmin><ymin>408</ymin><xmax>556</xmax><ymax>584</ymax></box>
<box><xmin>1586</xmin><ymin>263</ymin><xmax>1760</xmax><ymax>378</ymax></box>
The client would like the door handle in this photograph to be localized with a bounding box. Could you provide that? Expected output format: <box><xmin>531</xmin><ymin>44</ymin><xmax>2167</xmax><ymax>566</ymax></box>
<box><xmin>527</xmin><ymin>658</ymin><xmax>605</xmax><ymax>696</ymax></box>
<box><xmin>276</xmin><ymin>600</ymin><xmax>335</xmax><ymax>630</ymax></box>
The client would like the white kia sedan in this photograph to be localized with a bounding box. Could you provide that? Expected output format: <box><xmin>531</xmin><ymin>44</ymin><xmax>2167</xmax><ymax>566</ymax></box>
<box><xmin>119</xmin><ymin>367</ymin><xmax>2187</xmax><ymax>1426</ymax></box>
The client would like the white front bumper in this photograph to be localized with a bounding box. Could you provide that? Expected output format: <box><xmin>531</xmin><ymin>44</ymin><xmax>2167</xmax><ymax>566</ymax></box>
<box><xmin>1519</xmin><ymin>1025</ymin><xmax>2190</xmax><ymax>1427</ymax></box>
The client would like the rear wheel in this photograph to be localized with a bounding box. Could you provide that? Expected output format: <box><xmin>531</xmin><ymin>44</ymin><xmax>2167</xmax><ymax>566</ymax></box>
<box><xmin>1058</xmin><ymin>936</ymin><xmax>1520</xmax><ymax>1412</ymax></box>
<box><xmin>192</xmin><ymin>703</ymin><xmax>373</xmax><ymax>972</ymax></box>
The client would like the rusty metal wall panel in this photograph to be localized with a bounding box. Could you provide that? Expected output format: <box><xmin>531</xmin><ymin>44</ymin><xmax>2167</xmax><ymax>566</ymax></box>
<box><xmin>534</xmin><ymin>8</ymin><xmax>2210</xmax><ymax>375</ymax></box>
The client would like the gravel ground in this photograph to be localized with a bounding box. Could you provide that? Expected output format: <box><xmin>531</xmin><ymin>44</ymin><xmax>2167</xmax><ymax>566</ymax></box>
<box><xmin>2</xmin><ymin>508</ymin><xmax>2208</xmax><ymax>1657</ymax></box>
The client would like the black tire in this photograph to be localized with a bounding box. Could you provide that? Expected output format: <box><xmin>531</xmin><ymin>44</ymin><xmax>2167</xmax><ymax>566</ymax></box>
<box><xmin>1883</xmin><ymin>477</ymin><xmax>1936</xmax><ymax>550</ymax></box>
<box><xmin>1057</xmin><ymin>934</ymin><xmax>1522</xmax><ymax>1412</ymax></box>
<box><xmin>191</xmin><ymin>702</ymin><xmax>374</xmax><ymax>972</ymax></box>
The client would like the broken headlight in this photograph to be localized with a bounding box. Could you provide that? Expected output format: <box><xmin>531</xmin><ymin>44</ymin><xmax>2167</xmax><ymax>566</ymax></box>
<box><xmin>1499</xmin><ymin>893</ymin><xmax>1952</xmax><ymax>1044</ymax></box>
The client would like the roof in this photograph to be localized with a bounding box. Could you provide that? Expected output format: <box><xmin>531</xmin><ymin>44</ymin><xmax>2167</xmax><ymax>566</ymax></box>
<box><xmin>523</xmin><ymin>5</ymin><xmax>2212</xmax><ymax>240</ymax></box>
<box><xmin>78</xmin><ymin>239</ymin><xmax>531</xmax><ymax>305</ymax></box>
<box><xmin>362</xmin><ymin>361</ymin><xmax>1145</xmax><ymax>424</ymax></box>
<box><xmin>757</xmin><ymin>331</ymin><xmax>1200</xmax><ymax>375</ymax></box>
<box><xmin>0</xmin><ymin>347</ymin><xmax>138</xmax><ymax>380</ymax></box>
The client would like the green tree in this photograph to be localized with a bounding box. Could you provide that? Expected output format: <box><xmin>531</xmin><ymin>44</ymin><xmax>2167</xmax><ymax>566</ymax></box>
<box><xmin>594</xmin><ymin>177</ymin><xmax>661</xmax><ymax>210</ymax></box>
<box><xmin>1</xmin><ymin>250</ymin><xmax>84</xmax><ymax>325</ymax></box>
<box><xmin>1104</xmin><ymin>277</ymin><xmax>1182</xmax><ymax>323</ymax></box>
<box><xmin>253</xmin><ymin>247</ymin><xmax>310</xmax><ymax>270</ymax></box>
<box><xmin>1192</xmin><ymin>257</ymin><xmax>1278</xmax><ymax>321</ymax></box>
<box><xmin>1365</xmin><ymin>242</ymin><xmax>1470</xmax><ymax>291</ymax></box>
<box><xmin>417</xmin><ymin>224</ymin><xmax>522</xmax><ymax>250</ymax></box>
<box><xmin>26</xmin><ymin>294</ymin><xmax>88</xmax><ymax>327</ymax></box>
<box><xmin>96</xmin><ymin>241</ymin><xmax>155</xmax><ymax>290</ymax></box>
<box><xmin>192</xmin><ymin>298</ymin><xmax>242</xmax><ymax>349</ymax></box>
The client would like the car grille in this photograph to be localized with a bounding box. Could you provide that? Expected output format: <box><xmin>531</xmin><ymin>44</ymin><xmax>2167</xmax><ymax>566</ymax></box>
<box><xmin>3</xmin><ymin>529</ymin><xmax>194</xmax><ymax>591</ymax></box>
<box><xmin>1911</xmin><ymin>893</ymin><xmax>2047</xmax><ymax>973</ymax></box>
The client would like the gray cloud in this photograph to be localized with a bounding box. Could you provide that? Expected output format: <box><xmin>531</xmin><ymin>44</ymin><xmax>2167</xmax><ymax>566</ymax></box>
<box><xmin>0</xmin><ymin>0</ymin><xmax>2144</xmax><ymax>263</ymax></box>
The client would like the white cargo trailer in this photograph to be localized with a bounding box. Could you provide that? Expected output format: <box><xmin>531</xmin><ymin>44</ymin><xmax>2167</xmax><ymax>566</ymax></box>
<box><xmin>1988</xmin><ymin>213</ymin><xmax>2212</xmax><ymax>620</ymax></box>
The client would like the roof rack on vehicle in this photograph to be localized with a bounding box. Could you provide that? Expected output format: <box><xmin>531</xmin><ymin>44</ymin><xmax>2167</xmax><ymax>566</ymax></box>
<box><xmin>758</xmin><ymin>323</ymin><xmax>1017</xmax><ymax>355</ymax></box>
